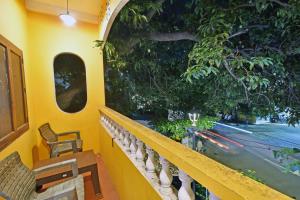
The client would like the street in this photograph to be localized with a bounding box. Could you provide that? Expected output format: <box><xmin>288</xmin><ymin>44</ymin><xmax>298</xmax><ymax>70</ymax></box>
<box><xmin>200</xmin><ymin>123</ymin><xmax>300</xmax><ymax>199</ymax></box>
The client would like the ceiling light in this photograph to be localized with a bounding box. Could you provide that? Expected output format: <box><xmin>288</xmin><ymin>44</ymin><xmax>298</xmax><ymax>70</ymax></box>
<box><xmin>59</xmin><ymin>0</ymin><xmax>76</xmax><ymax>26</ymax></box>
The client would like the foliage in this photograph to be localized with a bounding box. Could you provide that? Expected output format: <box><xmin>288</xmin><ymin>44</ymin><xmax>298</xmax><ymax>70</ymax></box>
<box><xmin>102</xmin><ymin>0</ymin><xmax>300</xmax><ymax>125</ymax></box>
<box><xmin>241</xmin><ymin>169</ymin><xmax>264</xmax><ymax>183</ymax></box>
<box><xmin>155</xmin><ymin>117</ymin><xmax>218</xmax><ymax>141</ymax></box>
<box><xmin>194</xmin><ymin>183</ymin><xmax>208</xmax><ymax>200</ymax></box>
<box><xmin>237</xmin><ymin>112</ymin><xmax>257</xmax><ymax>124</ymax></box>
<box><xmin>273</xmin><ymin>147</ymin><xmax>300</xmax><ymax>159</ymax></box>
<box><xmin>284</xmin><ymin>160</ymin><xmax>300</xmax><ymax>174</ymax></box>
<box><xmin>184</xmin><ymin>0</ymin><xmax>300</xmax><ymax>125</ymax></box>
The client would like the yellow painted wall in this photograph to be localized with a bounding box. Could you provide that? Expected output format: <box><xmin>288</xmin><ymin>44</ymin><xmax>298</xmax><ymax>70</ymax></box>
<box><xmin>0</xmin><ymin>1</ymin><xmax>162</xmax><ymax>199</ymax></box>
<box><xmin>27</xmin><ymin>11</ymin><xmax>105</xmax><ymax>160</ymax></box>
<box><xmin>99</xmin><ymin>124</ymin><xmax>162</xmax><ymax>200</ymax></box>
<box><xmin>0</xmin><ymin>0</ymin><xmax>36</xmax><ymax>168</ymax></box>
<box><xmin>0</xmin><ymin>0</ymin><xmax>105</xmax><ymax>165</ymax></box>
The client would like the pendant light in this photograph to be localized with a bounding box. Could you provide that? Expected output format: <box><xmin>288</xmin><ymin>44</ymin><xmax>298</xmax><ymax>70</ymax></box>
<box><xmin>59</xmin><ymin>0</ymin><xmax>76</xmax><ymax>26</ymax></box>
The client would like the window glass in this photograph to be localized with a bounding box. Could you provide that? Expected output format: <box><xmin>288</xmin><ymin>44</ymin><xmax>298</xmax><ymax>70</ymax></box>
<box><xmin>0</xmin><ymin>45</ymin><xmax>13</xmax><ymax>137</ymax></box>
<box><xmin>54</xmin><ymin>53</ymin><xmax>87</xmax><ymax>113</ymax></box>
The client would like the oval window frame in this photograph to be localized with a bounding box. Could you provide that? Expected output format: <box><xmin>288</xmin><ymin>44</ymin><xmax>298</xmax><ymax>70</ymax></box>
<box><xmin>53</xmin><ymin>52</ymin><xmax>87</xmax><ymax>114</ymax></box>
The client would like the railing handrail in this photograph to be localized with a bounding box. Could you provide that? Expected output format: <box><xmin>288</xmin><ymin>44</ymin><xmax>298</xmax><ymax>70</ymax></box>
<box><xmin>99</xmin><ymin>106</ymin><xmax>292</xmax><ymax>200</ymax></box>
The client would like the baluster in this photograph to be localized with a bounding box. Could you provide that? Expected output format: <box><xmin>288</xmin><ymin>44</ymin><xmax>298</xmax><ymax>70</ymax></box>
<box><xmin>178</xmin><ymin>170</ymin><xmax>195</xmax><ymax>200</ymax></box>
<box><xmin>107</xmin><ymin>119</ymin><xmax>111</xmax><ymax>129</ymax></box>
<box><xmin>115</xmin><ymin>127</ymin><xmax>120</xmax><ymax>139</ymax></box>
<box><xmin>103</xmin><ymin>117</ymin><xmax>107</xmax><ymax>126</ymax></box>
<box><xmin>136</xmin><ymin>139</ymin><xmax>145</xmax><ymax>167</ymax></box>
<box><xmin>209</xmin><ymin>191</ymin><xmax>220</xmax><ymax>200</ymax></box>
<box><xmin>124</xmin><ymin>131</ymin><xmax>130</xmax><ymax>151</ymax></box>
<box><xmin>111</xmin><ymin>120</ymin><xmax>115</xmax><ymax>130</ymax></box>
<box><xmin>130</xmin><ymin>135</ymin><xmax>137</xmax><ymax>159</ymax></box>
<box><xmin>106</xmin><ymin>118</ymin><xmax>109</xmax><ymax>126</ymax></box>
<box><xmin>119</xmin><ymin>128</ymin><xmax>125</xmax><ymax>143</ymax></box>
<box><xmin>111</xmin><ymin>124</ymin><xmax>116</xmax><ymax>136</ymax></box>
<box><xmin>159</xmin><ymin>156</ymin><xmax>176</xmax><ymax>198</ymax></box>
<box><xmin>146</xmin><ymin>145</ymin><xmax>159</xmax><ymax>184</ymax></box>
<box><xmin>105</xmin><ymin>118</ymin><xmax>109</xmax><ymax>127</ymax></box>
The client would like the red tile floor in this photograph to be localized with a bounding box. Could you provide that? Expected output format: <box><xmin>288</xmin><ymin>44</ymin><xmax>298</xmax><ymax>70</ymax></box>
<box><xmin>84</xmin><ymin>154</ymin><xmax>119</xmax><ymax>200</ymax></box>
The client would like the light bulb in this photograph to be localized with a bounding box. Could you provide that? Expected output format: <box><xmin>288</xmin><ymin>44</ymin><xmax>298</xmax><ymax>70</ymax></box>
<box><xmin>59</xmin><ymin>14</ymin><xmax>76</xmax><ymax>26</ymax></box>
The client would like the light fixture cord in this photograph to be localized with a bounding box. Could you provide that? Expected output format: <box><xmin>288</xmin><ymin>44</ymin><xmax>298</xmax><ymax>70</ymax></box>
<box><xmin>67</xmin><ymin>0</ymin><xmax>69</xmax><ymax>14</ymax></box>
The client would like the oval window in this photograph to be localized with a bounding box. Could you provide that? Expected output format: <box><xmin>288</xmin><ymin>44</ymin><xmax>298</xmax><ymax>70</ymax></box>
<box><xmin>54</xmin><ymin>53</ymin><xmax>87</xmax><ymax>113</ymax></box>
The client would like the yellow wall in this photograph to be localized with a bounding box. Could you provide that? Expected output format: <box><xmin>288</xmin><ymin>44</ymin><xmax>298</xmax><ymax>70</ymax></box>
<box><xmin>0</xmin><ymin>0</ymin><xmax>105</xmax><ymax>165</ymax></box>
<box><xmin>27</xmin><ymin>11</ymin><xmax>104</xmax><ymax>160</ymax></box>
<box><xmin>0</xmin><ymin>0</ymin><xmax>36</xmax><ymax>168</ymax></box>
<box><xmin>0</xmin><ymin>2</ymin><xmax>162</xmax><ymax>199</ymax></box>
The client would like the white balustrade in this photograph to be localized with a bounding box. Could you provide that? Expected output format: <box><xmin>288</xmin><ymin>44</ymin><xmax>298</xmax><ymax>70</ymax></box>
<box><xmin>108</xmin><ymin>120</ymin><xmax>111</xmax><ymax>129</ymax></box>
<box><xmin>114</xmin><ymin>127</ymin><xmax>119</xmax><ymax>138</ymax></box>
<box><xmin>111</xmin><ymin>121</ymin><xmax>115</xmax><ymax>132</ymax></box>
<box><xmin>178</xmin><ymin>170</ymin><xmax>195</xmax><ymax>200</ymax></box>
<box><xmin>107</xmin><ymin>120</ymin><xmax>112</xmax><ymax>131</ymax></box>
<box><xmin>159</xmin><ymin>156</ymin><xmax>176</xmax><ymax>198</ymax></box>
<box><xmin>111</xmin><ymin>124</ymin><xmax>116</xmax><ymax>136</ymax></box>
<box><xmin>130</xmin><ymin>135</ymin><xmax>137</xmax><ymax>159</ymax></box>
<box><xmin>124</xmin><ymin>131</ymin><xmax>131</xmax><ymax>151</ymax></box>
<box><xmin>119</xmin><ymin>128</ymin><xmax>125</xmax><ymax>143</ymax></box>
<box><xmin>100</xmin><ymin>113</ymin><xmax>219</xmax><ymax>200</ymax></box>
<box><xmin>146</xmin><ymin>145</ymin><xmax>159</xmax><ymax>184</ymax></box>
<box><xmin>136</xmin><ymin>139</ymin><xmax>145</xmax><ymax>167</ymax></box>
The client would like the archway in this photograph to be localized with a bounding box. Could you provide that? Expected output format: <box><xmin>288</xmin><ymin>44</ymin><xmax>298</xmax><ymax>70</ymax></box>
<box><xmin>99</xmin><ymin>0</ymin><xmax>129</xmax><ymax>41</ymax></box>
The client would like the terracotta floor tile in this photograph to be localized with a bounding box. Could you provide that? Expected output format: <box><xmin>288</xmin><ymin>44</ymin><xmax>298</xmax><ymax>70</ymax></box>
<box><xmin>84</xmin><ymin>154</ymin><xmax>119</xmax><ymax>200</ymax></box>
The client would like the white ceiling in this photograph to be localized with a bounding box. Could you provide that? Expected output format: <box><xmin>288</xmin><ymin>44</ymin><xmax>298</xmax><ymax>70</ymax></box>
<box><xmin>25</xmin><ymin>0</ymin><xmax>102</xmax><ymax>24</ymax></box>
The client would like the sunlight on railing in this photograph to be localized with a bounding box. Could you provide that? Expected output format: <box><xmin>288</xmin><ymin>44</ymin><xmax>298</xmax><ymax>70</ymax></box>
<box><xmin>99</xmin><ymin>106</ymin><xmax>292</xmax><ymax>200</ymax></box>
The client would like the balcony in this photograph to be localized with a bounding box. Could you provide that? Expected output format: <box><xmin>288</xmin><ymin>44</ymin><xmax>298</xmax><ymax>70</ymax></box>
<box><xmin>0</xmin><ymin>1</ymin><xmax>297</xmax><ymax>200</ymax></box>
<box><xmin>98</xmin><ymin>106</ymin><xmax>292</xmax><ymax>200</ymax></box>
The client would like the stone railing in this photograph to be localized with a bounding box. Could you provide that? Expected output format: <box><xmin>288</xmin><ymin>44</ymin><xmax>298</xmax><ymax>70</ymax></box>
<box><xmin>99</xmin><ymin>106</ymin><xmax>292</xmax><ymax>200</ymax></box>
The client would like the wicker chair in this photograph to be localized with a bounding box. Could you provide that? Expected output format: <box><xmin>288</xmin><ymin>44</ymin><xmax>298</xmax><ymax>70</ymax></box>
<box><xmin>0</xmin><ymin>152</ymin><xmax>84</xmax><ymax>200</ymax></box>
<box><xmin>39</xmin><ymin>123</ymin><xmax>83</xmax><ymax>158</ymax></box>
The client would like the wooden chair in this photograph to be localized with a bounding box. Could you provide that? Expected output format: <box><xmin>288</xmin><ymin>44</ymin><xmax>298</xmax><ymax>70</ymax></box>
<box><xmin>0</xmin><ymin>152</ymin><xmax>84</xmax><ymax>200</ymax></box>
<box><xmin>39</xmin><ymin>123</ymin><xmax>83</xmax><ymax>158</ymax></box>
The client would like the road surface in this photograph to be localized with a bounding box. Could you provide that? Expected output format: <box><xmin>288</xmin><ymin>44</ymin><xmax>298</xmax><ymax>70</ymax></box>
<box><xmin>199</xmin><ymin>123</ymin><xmax>300</xmax><ymax>199</ymax></box>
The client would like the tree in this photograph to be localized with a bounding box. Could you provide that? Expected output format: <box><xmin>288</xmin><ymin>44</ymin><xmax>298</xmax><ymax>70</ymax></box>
<box><xmin>97</xmin><ymin>0</ymin><xmax>300</xmax><ymax>124</ymax></box>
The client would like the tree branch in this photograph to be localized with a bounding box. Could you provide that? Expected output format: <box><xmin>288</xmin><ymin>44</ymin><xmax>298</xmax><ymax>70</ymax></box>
<box><xmin>147</xmin><ymin>32</ymin><xmax>198</xmax><ymax>42</ymax></box>
<box><xmin>269</xmin><ymin>0</ymin><xmax>291</xmax><ymax>7</ymax></box>
<box><xmin>228</xmin><ymin>25</ymin><xmax>269</xmax><ymax>39</ymax></box>
<box><xmin>224</xmin><ymin>61</ymin><xmax>250</xmax><ymax>104</ymax></box>
<box><xmin>228</xmin><ymin>29</ymin><xmax>249</xmax><ymax>39</ymax></box>
<box><xmin>224</xmin><ymin>4</ymin><xmax>256</xmax><ymax>10</ymax></box>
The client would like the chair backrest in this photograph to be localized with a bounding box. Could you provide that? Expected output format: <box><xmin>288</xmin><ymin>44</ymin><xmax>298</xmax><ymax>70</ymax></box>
<box><xmin>39</xmin><ymin>123</ymin><xmax>58</xmax><ymax>143</ymax></box>
<box><xmin>0</xmin><ymin>152</ymin><xmax>35</xmax><ymax>200</ymax></box>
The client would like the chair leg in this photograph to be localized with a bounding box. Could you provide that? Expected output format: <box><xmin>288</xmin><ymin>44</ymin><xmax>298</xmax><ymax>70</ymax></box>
<box><xmin>50</xmin><ymin>151</ymin><xmax>58</xmax><ymax>158</ymax></box>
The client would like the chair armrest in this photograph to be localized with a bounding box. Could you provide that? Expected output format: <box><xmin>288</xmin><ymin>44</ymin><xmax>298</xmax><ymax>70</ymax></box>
<box><xmin>57</xmin><ymin>131</ymin><xmax>81</xmax><ymax>139</ymax></box>
<box><xmin>45</xmin><ymin>186</ymin><xmax>78</xmax><ymax>200</ymax></box>
<box><xmin>47</xmin><ymin>140</ymin><xmax>78</xmax><ymax>153</ymax></box>
<box><xmin>33</xmin><ymin>158</ymin><xmax>79</xmax><ymax>177</ymax></box>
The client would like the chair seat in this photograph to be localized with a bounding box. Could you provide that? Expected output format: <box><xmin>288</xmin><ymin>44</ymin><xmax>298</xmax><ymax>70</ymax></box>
<box><xmin>53</xmin><ymin>139</ymin><xmax>83</xmax><ymax>155</ymax></box>
<box><xmin>30</xmin><ymin>175</ymin><xmax>84</xmax><ymax>200</ymax></box>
